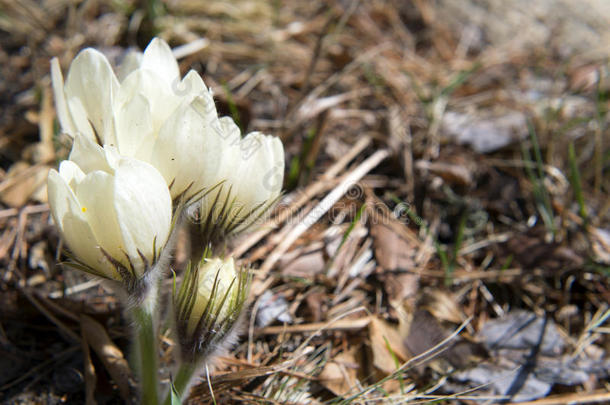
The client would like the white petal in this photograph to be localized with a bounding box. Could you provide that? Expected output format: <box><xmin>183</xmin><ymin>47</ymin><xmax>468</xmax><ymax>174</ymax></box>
<box><xmin>48</xmin><ymin>168</ymin><xmax>81</xmax><ymax>232</ymax></box>
<box><xmin>57</xmin><ymin>160</ymin><xmax>85</xmax><ymax>187</ymax></box>
<box><xmin>74</xmin><ymin>170</ymin><xmax>126</xmax><ymax>266</ymax></box>
<box><xmin>152</xmin><ymin>96</ymin><xmax>223</xmax><ymax>198</ymax></box>
<box><xmin>118</xmin><ymin>69</ymin><xmax>180</xmax><ymax>135</ymax></box>
<box><xmin>69</xmin><ymin>136</ymin><xmax>112</xmax><ymax>174</ymax></box>
<box><xmin>50</xmin><ymin>58</ymin><xmax>76</xmax><ymax>136</ymax></box>
<box><xmin>114</xmin><ymin>94</ymin><xmax>154</xmax><ymax>160</ymax></box>
<box><xmin>117</xmin><ymin>50</ymin><xmax>143</xmax><ymax>82</ymax></box>
<box><xmin>262</xmin><ymin>135</ymin><xmax>285</xmax><ymax>195</ymax></box>
<box><xmin>141</xmin><ymin>38</ymin><xmax>180</xmax><ymax>84</ymax></box>
<box><xmin>102</xmin><ymin>144</ymin><xmax>122</xmax><ymax>171</ymax></box>
<box><xmin>48</xmin><ymin>170</ymin><xmax>110</xmax><ymax>277</ymax></box>
<box><xmin>61</xmin><ymin>213</ymin><xmax>118</xmax><ymax>279</ymax></box>
<box><xmin>218</xmin><ymin>116</ymin><xmax>242</xmax><ymax>146</ymax></box>
<box><xmin>179</xmin><ymin>70</ymin><xmax>211</xmax><ymax>103</ymax></box>
<box><xmin>194</xmin><ymin>117</ymin><xmax>242</xmax><ymax>225</ymax></box>
<box><xmin>66</xmin><ymin>96</ymin><xmax>95</xmax><ymax>140</ymax></box>
<box><xmin>64</xmin><ymin>48</ymin><xmax>119</xmax><ymax>145</ymax></box>
<box><xmin>232</xmin><ymin>133</ymin><xmax>284</xmax><ymax>228</ymax></box>
<box><xmin>239</xmin><ymin>133</ymin><xmax>282</xmax><ymax>197</ymax></box>
<box><xmin>112</xmin><ymin>158</ymin><xmax>172</xmax><ymax>273</ymax></box>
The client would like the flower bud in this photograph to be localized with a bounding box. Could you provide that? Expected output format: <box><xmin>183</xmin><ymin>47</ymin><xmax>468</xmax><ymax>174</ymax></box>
<box><xmin>47</xmin><ymin>136</ymin><xmax>173</xmax><ymax>290</ymax></box>
<box><xmin>51</xmin><ymin>37</ymin><xmax>223</xmax><ymax>201</ymax></box>
<box><xmin>191</xmin><ymin>117</ymin><xmax>284</xmax><ymax>243</ymax></box>
<box><xmin>174</xmin><ymin>254</ymin><xmax>249</xmax><ymax>361</ymax></box>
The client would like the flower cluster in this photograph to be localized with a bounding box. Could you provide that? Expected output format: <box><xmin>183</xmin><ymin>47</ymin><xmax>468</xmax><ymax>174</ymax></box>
<box><xmin>48</xmin><ymin>38</ymin><xmax>283</xmax><ymax>403</ymax></box>
<box><xmin>51</xmin><ymin>38</ymin><xmax>283</xmax><ymax>205</ymax></box>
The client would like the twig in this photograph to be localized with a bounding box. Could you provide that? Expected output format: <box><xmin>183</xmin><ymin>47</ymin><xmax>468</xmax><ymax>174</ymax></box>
<box><xmin>255</xmin><ymin>317</ymin><xmax>370</xmax><ymax>335</ymax></box>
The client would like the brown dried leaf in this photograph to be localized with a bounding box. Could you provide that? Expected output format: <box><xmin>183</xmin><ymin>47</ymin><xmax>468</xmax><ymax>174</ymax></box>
<box><xmin>281</xmin><ymin>251</ymin><xmax>325</xmax><ymax>278</ymax></box>
<box><xmin>378</xmin><ymin>272</ymin><xmax>419</xmax><ymax>305</ymax></box>
<box><xmin>404</xmin><ymin>310</ymin><xmax>448</xmax><ymax>362</ymax></box>
<box><xmin>0</xmin><ymin>162</ymin><xmax>50</xmax><ymax>207</ymax></box>
<box><xmin>503</xmin><ymin>229</ymin><xmax>584</xmax><ymax>271</ymax></box>
<box><xmin>415</xmin><ymin>160</ymin><xmax>473</xmax><ymax>187</ymax></box>
<box><xmin>369</xmin><ymin>316</ymin><xmax>409</xmax><ymax>374</ymax></box>
<box><xmin>370</xmin><ymin>222</ymin><xmax>417</xmax><ymax>272</ymax></box>
<box><xmin>420</xmin><ymin>290</ymin><xmax>464</xmax><ymax>325</ymax></box>
<box><xmin>569</xmin><ymin>63</ymin><xmax>606</xmax><ymax>92</ymax></box>
<box><xmin>405</xmin><ymin>310</ymin><xmax>486</xmax><ymax>370</ymax></box>
<box><xmin>319</xmin><ymin>346</ymin><xmax>360</xmax><ymax>397</ymax></box>
<box><xmin>305</xmin><ymin>291</ymin><xmax>326</xmax><ymax>323</ymax></box>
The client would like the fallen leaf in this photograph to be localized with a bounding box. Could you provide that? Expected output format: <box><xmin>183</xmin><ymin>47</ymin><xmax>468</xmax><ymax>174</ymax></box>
<box><xmin>404</xmin><ymin>310</ymin><xmax>450</xmax><ymax>363</ymax></box>
<box><xmin>502</xmin><ymin>228</ymin><xmax>584</xmax><ymax>271</ymax></box>
<box><xmin>405</xmin><ymin>310</ymin><xmax>485</xmax><ymax>370</ymax></box>
<box><xmin>369</xmin><ymin>316</ymin><xmax>409</xmax><ymax>374</ymax></box>
<box><xmin>319</xmin><ymin>346</ymin><xmax>360</xmax><ymax>397</ymax></box>
<box><xmin>305</xmin><ymin>291</ymin><xmax>326</xmax><ymax>323</ymax></box>
<box><xmin>442</xmin><ymin>110</ymin><xmax>528</xmax><ymax>153</ymax></box>
<box><xmin>478</xmin><ymin>310</ymin><xmax>565</xmax><ymax>356</ymax></box>
<box><xmin>447</xmin><ymin>310</ymin><xmax>609</xmax><ymax>402</ymax></box>
<box><xmin>28</xmin><ymin>240</ymin><xmax>52</xmax><ymax>275</ymax></box>
<box><xmin>415</xmin><ymin>160</ymin><xmax>473</xmax><ymax>187</ymax></box>
<box><xmin>255</xmin><ymin>290</ymin><xmax>292</xmax><ymax>328</ymax></box>
<box><xmin>370</xmin><ymin>222</ymin><xmax>417</xmax><ymax>271</ymax></box>
<box><xmin>281</xmin><ymin>251</ymin><xmax>325</xmax><ymax>278</ymax></box>
<box><xmin>0</xmin><ymin>162</ymin><xmax>50</xmax><ymax>207</ymax></box>
<box><xmin>378</xmin><ymin>272</ymin><xmax>419</xmax><ymax>304</ymax></box>
<box><xmin>454</xmin><ymin>363</ymin><xmax>552</xmax><ymax>402</ymax></box>
<box><xmin>569</xmin><ymin>63</ymin><xmax>605</xmax><ymax>92</ymax></box>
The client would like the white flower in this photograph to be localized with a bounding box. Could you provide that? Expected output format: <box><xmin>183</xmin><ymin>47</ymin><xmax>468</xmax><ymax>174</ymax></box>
<box><xmin>51</xmin><ymin>37</ymin><xmax>224</xmax><ymax>200</ymax></box>
<box><xmin>47</xmin><ymin>136</ymin><xmax>173</xmax><ymax>282</ymax></box>
<box><xmin>194</xmin><ymin>117</ymin><xmax>284</xmax><ymax>240</ymax></box>
<box><xmin>175</xmin><ymin>255</ymin><xmax>249</xmax><ymax>359</ymax></box>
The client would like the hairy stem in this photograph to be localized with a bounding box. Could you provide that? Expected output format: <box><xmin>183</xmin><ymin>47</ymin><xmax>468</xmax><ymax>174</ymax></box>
<box><xmin>132</xmin><ymin>285</ymin><xmax>160</xmax><ymax>405</ymax></box>
<box><xmin>164</xmin><ymin>362</ymin><xmax>197</xmax><ymax>405</ymax></box>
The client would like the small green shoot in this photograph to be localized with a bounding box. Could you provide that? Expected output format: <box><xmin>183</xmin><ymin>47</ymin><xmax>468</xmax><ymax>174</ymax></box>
<box><xmin>568</xmin><ymin>142</ymin><xmax>588</xmax><ymax>222</ymax></box>
<box><xmin>444</xmin><ymin>211</ymin><xmax>468</xmax><ymax>286</ymax></box>
<box><xmin>326</xmin><ymin>202</ymin><xmax>366</xmax><ymax>275</ymax></box>
<box><xmin>384</xmin><ymin>336</ymin><xmax>405</xmax><ymax>394</ymax></box>
<box><xmin>388</xmin><ymin>194</ymin><xmax>461</xmax><ymax>284</ymax></box>
<box><xmin>593</xmin><ymin>80</ymin><xmax>608</xmax><ymax>195</ymax></box>
<box><xmin>286</xmin><ymin>127</ymin><xmax>316</xmax><ymax>189</ymax></box>
<box><xmin>439</xmin><ymin>63</ymin><xmax>481</xmax><ymax>98</ymax></box>
<box><xmin>521</xmin><ymin>122</ymin><xmax>556</xmax><ymax>237</ymax></box>
<box><xmin>501</xmin><ymin>254</ymin><xmax>514</xmax><ymax>271</ymax></box>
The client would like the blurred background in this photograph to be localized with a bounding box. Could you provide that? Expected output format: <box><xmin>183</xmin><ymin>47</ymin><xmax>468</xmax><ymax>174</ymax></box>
<box><xmin>0</xmin><ymin>0</ymin><xmax>609</xmax><ymax>403</ymax></box>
